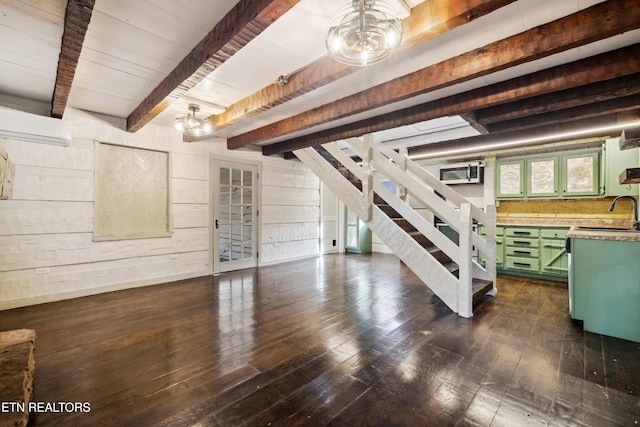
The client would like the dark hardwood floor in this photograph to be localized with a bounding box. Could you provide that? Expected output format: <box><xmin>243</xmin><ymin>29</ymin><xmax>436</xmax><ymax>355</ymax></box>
<box><xmin>0</xmin><ymin>253</ymin><xmax>638</xmax><ymax>426</ymax></box>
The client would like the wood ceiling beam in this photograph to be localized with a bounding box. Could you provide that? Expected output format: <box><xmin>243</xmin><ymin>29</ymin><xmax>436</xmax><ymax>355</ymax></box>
<box><xmin>262</xmin><ymin>44</ymin><xmax>640</xmax><ymax>156</ymax></box>
<box><xmin>209</xmin><ymin>0</ymin><xmax>516</xmax><ymax>131</ymax></box>
<box><xmin>232</xmin><ymin>0</ymin><xmax>640</xmax><ymax>150</ymax></box>
<box><xmin>476</xmin><ymin>74</ymin><xmax>640</xmax><ymax>125</ymax></box>
<box><xmin>126</xmin><ymin>0</ymin><xmax>300</xmax><ymax>133</ymax></box>
<box><xmin>51</xmin><ymin>0</ymin><xmax>95</xmax><ymax>119</ymax></box>
<box><xmin>459</xmin><ymin>112</ymin><xmax>490</xmax><ymax>135</ymax></box>
<box><xmin>407</xmin><ymin>112</ymin><xmax>640</xmax><ymax>160</ymax></box>
<box><xmin>487</xmin><ymin>94</ymin><xmax>640</xmax><ymax>134</ymax></box>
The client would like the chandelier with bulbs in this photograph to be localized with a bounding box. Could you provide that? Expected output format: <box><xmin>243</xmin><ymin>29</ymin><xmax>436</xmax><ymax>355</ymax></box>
<box><xmin>326</xmin><ymin>0</ymin><xmax>403</xmax><ymax>67</ymax></box>
<box><xmin>174</xmin><ymin>104</ymin><xmax>212</xmax><ymax>136</ymax></box>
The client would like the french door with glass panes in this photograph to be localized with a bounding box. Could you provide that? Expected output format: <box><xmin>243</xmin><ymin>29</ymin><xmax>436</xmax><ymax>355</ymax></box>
<box><xmin>213</xmin><ymin>161</ymin><xmax>258</xmax><ymax>273</ymax></box>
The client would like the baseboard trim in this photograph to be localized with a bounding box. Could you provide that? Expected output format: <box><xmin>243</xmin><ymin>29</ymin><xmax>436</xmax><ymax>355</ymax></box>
<box><xmin>0</xmin><ymin>269</ymin><xmax>212</xmax><ymax>311</ymax></box>
<box><xmin>259</xmin><ymin>253</ymin><xmax>320</xmax><ymax>267</ymax></box>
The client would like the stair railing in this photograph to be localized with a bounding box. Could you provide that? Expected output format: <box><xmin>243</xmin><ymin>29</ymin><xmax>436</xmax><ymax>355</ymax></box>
<box><xmin>297</xmin><ymin>134</ymin><xmax>497</xmax><ymax>317</ymax></box>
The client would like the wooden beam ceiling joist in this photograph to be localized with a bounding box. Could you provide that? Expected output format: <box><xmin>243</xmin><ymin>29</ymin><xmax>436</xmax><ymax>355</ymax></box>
<box><xmin>126</xmin><ymin>0</ymin><xmax>300</xmax><ymax>133</ymax></box>
<box><xmin>488</xmin><ymin>95</ymin><xmax>640</xmax><ymax>136</ymax></box>
<box><xmin>231</xmin><ymin>0</ymin><xmax>640</xmax><ymax>150</ymax></box>
<box><xmin>407</xmin><ymin>112</ymin><xmax>640</xmax><ymax>160</ymax></box>
<box><xmin>487</xmin><ymin>94</ymin><xmax>640</xmax><ymax>134</ymax></box>
<box><xmin>476</xmin><ymin>74</ymin><xmax>640</xmax><ymax>125</ymax></box>
<box><xmin>459</xmin><ymin>112</ymin><xmax>490</xmax><ymax>135</ymax></box>
<box><xmin>209</xmin><ymin>0</ymin><xmax>515</xmax><ymax>131</ymax></box>
<box><xmin>51</xmin><ymin>0</ymin><xmax>95</xmax><ymax>119</ymax></box>
<box><xmin>263</xmin><ymin>44</ymin><xmax>640</xmax><ymax>156</ymax></box>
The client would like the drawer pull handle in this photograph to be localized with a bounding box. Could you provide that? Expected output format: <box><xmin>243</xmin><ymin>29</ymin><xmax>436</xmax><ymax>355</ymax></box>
<box><xmin>513</xmin><ymin>231</ymin><xmax>530</xmax><ymax>235</ymax></box>
<box><xmin>513</xmin><ymin>241</ymin><xmax>531</xmax><ymax>245</ymax></box>
<box><xmin>514</xmin><ymin>262</ymin><xmax>531</xmax><ymax>267</ymax></box>
<box><xmin>514</xmin><ymin>250</ymin><xmax>531</xmax><ymax>255</ymax></box>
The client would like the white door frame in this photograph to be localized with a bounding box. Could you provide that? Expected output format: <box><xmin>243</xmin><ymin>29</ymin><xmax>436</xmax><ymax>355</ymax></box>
<box><xmin>211</xmin><ymin>158</ymin><xmax>261</xmax><ymax>273</ymax></box>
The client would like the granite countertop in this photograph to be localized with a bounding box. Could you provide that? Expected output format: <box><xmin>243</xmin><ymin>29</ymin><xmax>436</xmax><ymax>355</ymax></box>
<box><xmin>565</xmin><ymin>226</ymin><xmax>640</xmax><ymax>241</ymax></box>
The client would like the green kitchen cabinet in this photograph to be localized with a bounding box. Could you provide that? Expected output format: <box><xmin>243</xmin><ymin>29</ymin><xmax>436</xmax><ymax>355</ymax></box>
<box><xmin>570</xmin><ymin>237</ymin><xmax>640</xmax><ymax>343</ymax></box>
<box><xmin>345</xmin><ymin>207</ymin><xmax>371</xmax><ymax>254</ymax></box>
<box><xmin>496</xmin><ymin>160</ymin><xmax>525</xmax><ymax>199</ymax></box>
<box><xmin>526</xmin><ymin>156</ymin><xmax>559</xmax><ymax>198</ymax></box>
<box><xmin>504</xmin><ymin>228</ymin><xmax>540</xmax><ymax>273</ymax></box>
<box><xmin>560</xmin><ymin>151</ymin><xmax>600</xmax><ymax>197</ymax></box>
<box><xmin>480</xmin><ymin>225</ymin><xmax>568</xmax><ymax>281</ymax></box>
<box><xmin>539</xmin><ymin>228</ymin><xmax>569</xmax><ymax>278</ymax></box>
<box><xmin>496</xmin><ymin>149</ymin><xmax>602</xmax><ymax>200</ymax></box>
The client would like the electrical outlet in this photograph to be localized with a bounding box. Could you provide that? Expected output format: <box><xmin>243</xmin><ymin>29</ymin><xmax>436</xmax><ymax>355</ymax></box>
<box><xmin>170</xmin><ymin>254</ymin><xmax>179</xmax><ymax>260</ymax></box>
<box><xmin>35</xmin><ymin>267</ymin><xmax>50</xmax><ymax>275</ymax></box>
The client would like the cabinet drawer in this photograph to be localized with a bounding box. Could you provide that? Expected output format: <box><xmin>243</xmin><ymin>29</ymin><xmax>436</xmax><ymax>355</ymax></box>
<box><xmin>505</xmin><ymin>256</ymin><xmax>540</xmax><ymax>272</ymax></box>
<box><xmin>506</xmin><ymin>247</ymin><xmax>539</xmax><ymax>258</ymax></box>
<box><xmin>479</xmin><ymin>226</ymin><xmax>505</xmax><ymax>237</ymax></box>
<box><xmin>506</xmin><ymin>228</ymin><xmax>539</xmax><ymax>238</ymax></box>
<box><xmin>540</xmin><ymin>228</ymin><xmax>568</xmax><ymax>239</ymax></box>
<box><xmin>506</xmin><ymin>237</ymin><xmax>539</xmax><ymax>247</ymax></box>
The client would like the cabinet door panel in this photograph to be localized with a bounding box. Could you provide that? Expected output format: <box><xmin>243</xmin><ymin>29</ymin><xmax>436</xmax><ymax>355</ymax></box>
<box><xmin>562</xmin><ymin>152</ymin><xmax>600</xmax><ymax>197</ymax></box>
<box><xmin>527</xmin><ymin>157</ymin><xmax>558</xmax><ymax>197</ymax></box>
<box><xmin>496</xmin><ymin>160</ymin><xmax>524</xmax><ymax>198</ymax></box>
<box><xmin>540</xmin><ymin>239</ymin><xmax>568</xmax><ymax>276</ymax></box>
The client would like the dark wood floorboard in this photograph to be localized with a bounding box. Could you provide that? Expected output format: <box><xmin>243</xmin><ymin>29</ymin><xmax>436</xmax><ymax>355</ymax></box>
<box><xmin>0</xmin><ymin>253</ymin><xmax>639</xmax><ymax>426</ymax></box>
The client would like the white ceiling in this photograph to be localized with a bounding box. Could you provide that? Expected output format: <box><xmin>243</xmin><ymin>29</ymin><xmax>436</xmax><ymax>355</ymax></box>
<box><xmin>0</xmin><ymin>0</ymin><xmax>637</xmax><ymax>149</ymax></box>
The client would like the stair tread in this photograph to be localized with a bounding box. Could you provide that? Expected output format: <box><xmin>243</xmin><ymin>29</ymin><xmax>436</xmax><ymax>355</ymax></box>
<box><xmin>443</xmin><ymin>262</ymin><xmax>459</xmax><ymax>273</ymax></box>
<box><xmin>472</xmin><ymin>279</ymin><xmax>494</xmax><ymax>307</ymax></box>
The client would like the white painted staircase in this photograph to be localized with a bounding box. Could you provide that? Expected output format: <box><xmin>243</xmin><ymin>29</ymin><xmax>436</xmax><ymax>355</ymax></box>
<box><xmin>294</xmin><ymin>136</ymin><xmax>497</xmax><ymax>317</ymax></box>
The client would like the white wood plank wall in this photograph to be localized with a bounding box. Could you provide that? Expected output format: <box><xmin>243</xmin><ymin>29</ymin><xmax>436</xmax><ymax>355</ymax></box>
<box><xmin>0</xmin><ymin>109</ymin><xmax>211</xmax><ymax>309</ymax></box>
<box><xmin>0</xmin><ymin>108</ymin><xmax>323</xmax><ymax>309</ymax></box>
<box><xmin>260</xmin><ymin>157</ymin><xmax>320</xmax><ymax>264</ymax></box>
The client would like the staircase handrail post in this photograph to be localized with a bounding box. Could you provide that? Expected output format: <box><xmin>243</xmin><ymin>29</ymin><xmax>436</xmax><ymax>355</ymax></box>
<box><xmin>485</xmin><ymin>205</ymin><xmax>498</xmax><ymax>295</ymax></box>
<box><xmin>458</xmin><ymin>202</ymin><xmax>474</xmax><ymax>318</ymax></box>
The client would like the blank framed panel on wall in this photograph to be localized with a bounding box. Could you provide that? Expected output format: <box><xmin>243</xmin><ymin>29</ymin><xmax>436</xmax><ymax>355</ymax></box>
<box><xmin>94</xmin><ymin>141</ymin><xmax>172</xmax><ymax>240</ymax></box>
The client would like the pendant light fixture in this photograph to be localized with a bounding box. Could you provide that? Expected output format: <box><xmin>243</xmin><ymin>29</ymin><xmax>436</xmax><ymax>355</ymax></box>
<box><xmin>174</xmin><ymin>104</ymin><xmax>212</xmax><ymax>136</ymax></box>
<box><xmin>326</xmin><ymin>0</ymin><xmax>403</xmax><ymax>67</ymax></box>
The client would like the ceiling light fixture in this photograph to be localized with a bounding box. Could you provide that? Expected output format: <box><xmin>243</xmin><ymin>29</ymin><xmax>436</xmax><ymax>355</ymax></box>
<box><xmin>326</xmin><ymin>0</ymin><xmax>403</xmax><ymax>67</ymax></box>
<box><xmin>174</xmin><ymin>104</ymin><xmax>212</xmax><ymax>136</ymax></box>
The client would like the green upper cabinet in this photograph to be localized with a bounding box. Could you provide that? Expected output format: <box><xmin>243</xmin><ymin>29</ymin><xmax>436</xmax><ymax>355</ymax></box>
<box><xmin>604</xmin><ymin>138</ymin><xmax>639</xmax><ymax>197</ymax></box>
<box><xmin>496</xmin><ymin>160</ymin><xmax>524</xmax><ymax>199</ymax></box>
<box><xmin>496</xmin><ymin>149</ymin><xmax>602</xmax><ymax>200</ymax></box>
<box><xmin>527</xmin><ymin>156</ymin><xmax>559</xmax><ymax>198</ymax></box>
<box><xmin>560</xmin><ymin>151</ymin><xmax>600</xmax><ymax>197</ymax></box>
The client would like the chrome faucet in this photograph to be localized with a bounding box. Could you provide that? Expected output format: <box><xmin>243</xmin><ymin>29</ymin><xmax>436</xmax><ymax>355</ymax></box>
<box><xmin>608</xmin><ymin>195</ymin><xmax>640</xmax><ymax>230</ymax></box>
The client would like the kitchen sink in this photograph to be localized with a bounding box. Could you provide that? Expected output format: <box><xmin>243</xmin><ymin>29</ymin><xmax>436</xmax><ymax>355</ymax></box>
<box><xmin>575</xmin><ymin>226</ymin><xmax>640</xmax><ymax>232</ymax></box>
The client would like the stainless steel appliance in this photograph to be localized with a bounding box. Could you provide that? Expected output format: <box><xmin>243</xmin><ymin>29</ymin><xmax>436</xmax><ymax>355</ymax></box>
<box><xmin>439</xmin><ymin>161</ymin><xmax>484</xmax><ymax>185</ymax></box>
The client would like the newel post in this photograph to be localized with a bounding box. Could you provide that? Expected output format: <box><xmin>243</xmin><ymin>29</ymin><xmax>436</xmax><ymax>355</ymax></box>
<box><xmin>485</xmin><ymin>204</ymin><xmax>498</xmax><ymax>295</ymax></box>
<box><xmin>458</xmin><ymin>203</ymin><xmax>474</xmax><ymax>318</ymax></box>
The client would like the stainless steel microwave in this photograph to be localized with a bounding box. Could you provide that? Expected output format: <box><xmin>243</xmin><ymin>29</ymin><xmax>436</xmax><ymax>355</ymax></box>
<box><xmin>439</xmin><ymin>161</ymin><xmax>484</xmax><ymax>185</ymax></box>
